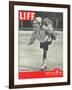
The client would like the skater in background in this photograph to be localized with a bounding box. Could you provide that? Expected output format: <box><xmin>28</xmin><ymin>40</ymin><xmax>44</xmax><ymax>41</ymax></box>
<box><xmin>28</xmin><ymin>17</ymin><xmax>56</xmax><ymax>70</ymax></box>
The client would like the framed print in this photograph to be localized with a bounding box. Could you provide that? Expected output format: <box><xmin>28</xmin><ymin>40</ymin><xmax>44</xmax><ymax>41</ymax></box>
<box><xmin>9</xmin><ymin>1</ymin><xmax>70</xmax><ymax>89</ymax></box>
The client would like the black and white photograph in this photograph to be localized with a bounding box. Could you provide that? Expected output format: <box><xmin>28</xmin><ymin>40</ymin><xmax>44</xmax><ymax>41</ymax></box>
<box><xmin>19</xmin><ymin>11</ymin><xmax>63</xmax><ymax>76</ymax></box>
<box><xmin>9</xmin><ymin>1</ymin><xmax>70</xmax><ymax>88</ymax></box>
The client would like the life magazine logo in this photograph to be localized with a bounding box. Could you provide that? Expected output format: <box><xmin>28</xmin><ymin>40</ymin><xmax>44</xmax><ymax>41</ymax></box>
<box><xmin>19</xmin><ymin>11</ymin><xmax>36</xmax><ymax>21</ymax></box>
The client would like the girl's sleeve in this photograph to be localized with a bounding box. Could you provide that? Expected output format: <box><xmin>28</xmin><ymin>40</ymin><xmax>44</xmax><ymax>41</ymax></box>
<box><xmin>47</xmin><ymin>24</ymin><xmax>53</xmax><ymax>34</ymax></box>
<box><xmin>28</xmin><ymin>32</ymin><xmax>36</xmax><ymax>45</ymax></box>
<box><xmin>42</xmin><ymin>24</ymin><xmax>53</xmax><ymax>35</ymax></box>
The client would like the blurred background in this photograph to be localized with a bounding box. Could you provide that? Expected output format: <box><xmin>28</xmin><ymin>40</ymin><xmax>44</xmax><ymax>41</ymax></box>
<box><xmin>19</xmin><ymin>11</ymin><xmax>63</xmax><ymax>31</ymax></box>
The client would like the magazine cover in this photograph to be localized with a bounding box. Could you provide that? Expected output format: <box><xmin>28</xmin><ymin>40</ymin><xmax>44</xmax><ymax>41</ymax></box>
<box><xmin>18</xmin><ymin>11</ymin><xmax>63</xmax><ymax>79</ymax></box>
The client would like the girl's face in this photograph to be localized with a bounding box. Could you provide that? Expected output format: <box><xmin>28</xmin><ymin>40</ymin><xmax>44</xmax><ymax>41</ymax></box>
<box><xmin>44</xmin><ymin>20</ymin><xmax>49</xmax><ymax>26</ymax></box>
<box><xmin>32</xmin><ymin>20</ymin><xmax>40</xmax><ymax>29</ymax></box>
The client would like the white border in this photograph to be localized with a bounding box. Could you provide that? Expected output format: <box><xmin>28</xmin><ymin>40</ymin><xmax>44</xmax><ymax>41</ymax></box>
<box><xmin>14</xmin><ymin>5</ymin><xmax>68</xmax><ymax>85</ymax></box>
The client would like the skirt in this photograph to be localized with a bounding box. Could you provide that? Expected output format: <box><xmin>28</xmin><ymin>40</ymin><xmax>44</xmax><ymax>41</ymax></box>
<box><xmin>40</xmin><ymin>40</ymin><xmax>52</xmax><ymax>50</ymax></box>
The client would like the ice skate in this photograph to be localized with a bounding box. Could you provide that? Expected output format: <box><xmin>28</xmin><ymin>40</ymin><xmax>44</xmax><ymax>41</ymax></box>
<box><xmin>41</xmin><ymin>63</ymin><xmax>47</xmax><ymax>70</ymax></box>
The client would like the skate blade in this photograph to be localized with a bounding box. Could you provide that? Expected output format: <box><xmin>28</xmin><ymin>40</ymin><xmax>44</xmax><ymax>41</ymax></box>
<box><xmin>40</xmin><ymin>66</ymin><xmax>47</xmax><ymax>71</ymax></box>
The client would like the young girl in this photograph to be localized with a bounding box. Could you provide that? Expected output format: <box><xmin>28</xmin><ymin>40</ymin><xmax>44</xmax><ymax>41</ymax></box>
<box><xmin>28</xmin><ymin>17</ymin><xmax>53</xmax><ymax>70</ymax></box>
<box><xmin>42</xmin><ymin>18</ymin><xmax>56</xmax><ymax>41</ymax></box>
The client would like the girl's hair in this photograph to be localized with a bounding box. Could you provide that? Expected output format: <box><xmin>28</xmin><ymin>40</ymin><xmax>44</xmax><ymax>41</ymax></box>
<box><xmin>43</xmin><ymin>18</ymin><xmax>52</xmax><ymax>25</ymax></box>
<box><xmin>32</xmin><ymin>17</ymin><xmax>42</xmax><ymax>26</ymax></box>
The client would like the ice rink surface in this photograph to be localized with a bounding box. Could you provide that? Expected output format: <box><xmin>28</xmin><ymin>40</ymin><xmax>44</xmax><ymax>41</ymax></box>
<box><xmin>18</xmin><ymin>30</ymin><xmax>63</xmax><ymax>72</ymax></box>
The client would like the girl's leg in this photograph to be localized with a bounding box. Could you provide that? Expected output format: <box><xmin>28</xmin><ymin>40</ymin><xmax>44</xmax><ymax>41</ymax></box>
<box><xmin>43</xmin><ymin>49</ymin><xmax>47</xmax><ymax>59</ymax></box>
<box><xmin>41</xmin><ymin>49</ymin><xmax>47</xmax><ymax>69</ymax></box>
